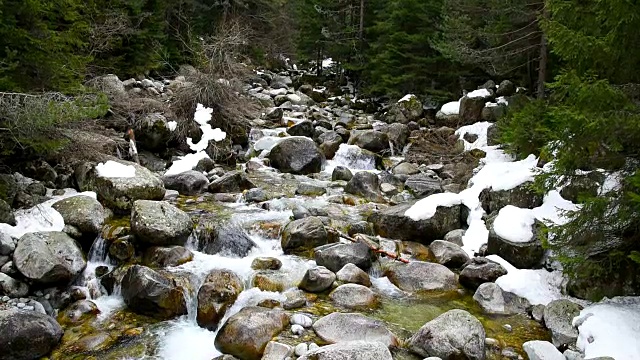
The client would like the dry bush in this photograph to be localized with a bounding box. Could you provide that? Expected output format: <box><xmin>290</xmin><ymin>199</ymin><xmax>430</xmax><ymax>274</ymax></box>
<box><xmin>171</xmin><ymin>19</ymin><xmax>260</xmax><ymax>151</ymax></box>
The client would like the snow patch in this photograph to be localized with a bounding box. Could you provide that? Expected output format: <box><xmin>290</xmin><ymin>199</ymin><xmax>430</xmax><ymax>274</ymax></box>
<box><xmin>398</xmin><ymin>94</ymin><xmax>416</xmax><ymax>103</ymax></box>
<box><xmin>467</xmin><ymin>88</ymin><xmax>492</xmax><ymax>99</ymax></box>
<box><xmin>165</xmin><ymin>151</ymin><xmax>210</xmax><ymax>176</ymax></box>
<box><xmin>167</xmin><ymin>121</ymin><xmax>178</xmax><ymax>131</ymax></box>
<box><xmin>573</xmin><ymin>297</ymin><xmax>640</xmax><ymax>360</ymax></box>
<box><xmin>441</xmin><ymin>101</ymin><xmax>460</xmax><ymax>115</ymax></box>
<box><xmin>95</xmin><ymin>161</ymin><xmax>136</xmax><ymax>178</ymax></box>
<box><xmin>493</xmin><ymin>205</ymin><xmax>536</xmax><ymax>243</ymax></box>
<box><xmin>404</xmin><ymin>192</ymin><xmax>463</xmax><ymax>221</ymax></box>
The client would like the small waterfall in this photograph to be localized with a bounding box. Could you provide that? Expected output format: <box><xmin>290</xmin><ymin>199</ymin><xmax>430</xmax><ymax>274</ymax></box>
<box><xmin>87</xmin><ymin>234</ymin><xmax>112</xmax><ymax>264</ymax></box>
<box><xmin>327</xmin><ymin>144</ymin><xmax>376</xmax><ymax>171</ymax></box>
<box><xmin>78</xmin><ymin>235</ymin><xmax>115</xmax><ymax>300</ymax></box>
<box><xmin>388</xmin><ymin>140</ymin><xmax>395</xmax><ymax>157</ymax></box>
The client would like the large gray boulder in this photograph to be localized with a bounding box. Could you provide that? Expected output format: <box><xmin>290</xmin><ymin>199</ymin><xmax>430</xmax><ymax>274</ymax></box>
<box><xmin>481</xmin><ymin>182</ymin><xmax>543</xmax><ymax>214</ymax></box>
<box><xmin>459</xmin><ymin>257</ymin><xmax>508</xmax><ymax>289</ymax></box>
<box><xmin>162</xmin><ymin>170</ymin><xmax>209</xmax><ymax>195</ymax></box>
<box><xmin>385</xmin><ymin>95</ymin><xmax>423</xmax><ymax>123</ymax></box>
<box><xmin>329</xmin><ymin>284</ymin><xmax>377</xmax><ymax>309</ymax></box>
<box><xmin>121</xmin><ymin>265</ymin><xmax>187</xmax><ymax>319</ymax></box>
<box><xmin>487</xmin><ymin>216</ymin><xmax>545</xmax><ymax>269</ymax></box>
<box><xmin>197</xmin><ymin>269</ymin><xmax>244</xmax><ymax>331</ymax></box>
<box><xmin>332</xmin><ymin>166</ymin><xmax>353</xmax><ymax>182</ymax></box>
<box><xmin>473</xmin><ymin>282</ymin><xmax>530</xmax><ymax>315</ymax></box>
<box><xmin>460</xmin><ymin>93</ymin><xmax>493</xmax><ymax>125</ymax></box>
<box><xmin>77</xmin><ymin>160</ymin><xmax>165</xmax><ymax>214</ymax></box>
<box><xmin>0</xmin><ymin>309</ymin><xmax>63</xmax><ymax>360</ymax></box>
<box><xmin>51</xmin><ymin>195</ymin><xmax>105</xmax><ymax>238</ymax></box>
<box><xmin>208</xmin><ymin>171</ymin><xmax>256</xmax><ymax>193</ymax></box>
<box><xmin>0</xmin><ymin>173</ymin><xmax>18</xmax><ymax>204</ymax></box>
<box><xmin>298</xmin><ymin>341</ymin><xmax>393</xmax><ymax>360</ymax></box>
<box><xmin>0</xmin><ymin>199</ymin><xmax>15</xmax><ymax>226</ymax></box>
<box><xmin>369</xmin><ymin>202</ymin><xmax>462</xmax><ymax>243</ymax></box>
<box><xmin>381</xmin><ymin>123</ymin><xmax>410</xmax><ymax>151</ymax></box>
<box><xmin>195</xmin><ymin>217</ymin><xmax>257</xmax><ymax>257</ymax></box>
<box><xmin>214</xmin><ymin>306</ymin><xmax>289</xmax><ymax>360</ymax></box>
<box><xmin>0</xmin><ymin>273</ymin><xmax>29</xmax><ymax>297</ymax></box>
<box><xmin>315</xmin><ymin>242</ymin><xmax>373</xmax><ymax>273</ymax></box>
<box><xmin>142</xmin><ymin>246</ymin><xmax>193</xmax><ymax>268</ymax></box>
<box><xmin>385</xmin><ymin>261</ymin><xmax>458</xmax><ymax>292</ymax></box>
<box><xmin>135</xmin><ymin>113</ymin><xmax>172</xmax><ymax>151</ymax></box>
<box><xmin>496</xmin><ymin>80</ymin><xmax>516</xmax><ymax>97</ymax></box>
<box><xmin>543</xmin><ymin>299</ymin><xmax>581</xmax><ymax>348</ymax></box>
<box><xmin>312</xmin><ymin>312</ymin><xmax>399</xmax><ymax>348</ymax></box>
<box><xmin>336</xmin><ymin>263</ymin><xmax>372</xmax><ymax>287</ymax></box>
<box><xmin>281</xmin><ymin>217</ymin><xmax>337</xmax><ymax>253</ymax></box>
<box><xmin>522</xmin><ymin>341</ymin><xmax>565</xmax><ymax>360</ymax></box>
<box><xmin>408</xmin><ymin>309</ymin><xmax>486</xmax><ymax>360</ymax></box>
<box><xmin>87</xmin><ymin>74</ymin><xmax>125</xmax><ymax>97</ymax></box>
<box><xmin>268</xmin><ymin>137</ymin><xmax>325</xmax><ymax>175</ymax></box>
<box><xmin>429</xmin><ymin>240</ymin><xmax>470</xmax><ymax>268</ymax></box>
<box><xmin>130</xmin><ymin>200</ymin><xmax>193</xmax><ymax>246</ymax></box>
<box><xmin>349</xmin><ymin>131</ymin><xmax>390</xmax><ymax>155</ymax></box>
<box><xmin>298</xmin><ymin>266</ymin><xmax>336</xmax><ymax>293</ymax></box>
<box><xmin>13</xmin><ymin>232</ymin><xmax>86</xmax><ymax>284</ymax></box>
<box><xmin>0</xmin><ymin>232</ymin><xmax>15</xmax><ymax>255</ymax></box>
<box><xmin>405</xmin><ymin>173</ymin><xmax>443</xmax><ymax>198</ymax></box>
<box><xmin>345</xmin><ymin>172</ymin><xmax>383</xmax><ymax>202</ymax></box>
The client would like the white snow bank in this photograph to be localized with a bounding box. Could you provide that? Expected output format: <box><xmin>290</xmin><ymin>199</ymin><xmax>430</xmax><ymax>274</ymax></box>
<box><xmin>441</xmin><ymin>101</ymin><xmax>460</xmax><ymax>115</ymax></box>
<box><xmin>496</xmin><ymin>96</ymin><xmax>509</xmax><ymax>106</ymax></box>
<box><xmin>0</xmin><ymin>191</ymin><xmax>97</xmax><ymax>239</ymax></box>
<box><xmin>167</xmin><ymin>104</ymin><xmax>226</xmax><ymax>175</ymax></box>
<box><xmin>573</xmin><ymin>297</ymin><xmax>640</xmax><ymax>360</ymax></box>
<box><xmin>167</xmin><ymin>121</ymin><xmax>177</xmax><ymax>131</ymax></box>
<box><xmin>95</xmin><ymin>161</ymin><xmax>136</xmax><ymax>178</ymax></box>
<box><xmin>404</xmin><ymin>192</ymin><xmax>463</xmax><ymax>221</ymax></box>
<box><xmin>487</xmin><ymin>255</ymin><xmax>565</xmax><ymax>305</ymax></box>
<box><xmin>455</xmin><ymin>122</ymin><xmax>493</xmax><ymax>150</ymax></box>
<box><xmin>398</xmin><ymin>94</ymin><xmax>416</xmax><ymax>103</ymax></box>
<box><xmin>469</xmin><ymin>154</ymin><xmax>538</xmax><ymax>191</ymax></box>
<box><xmin>187</xmin><ymin>104</ymin><xmax>226</xmax><ymax>152</ymax></box>
<box><xmin>467</xmin><ymin>88</ymin><xmax>492</xmax><ymax>99</ymax></box>
<box><xmin>493</xmin><ymin>205</ymin><xmax>536</xmax><ymax>243</ymax></box>
<box><xmin>165</xmin><ymin>151</ymin><xmax>210</xmax><ymax>176</ymax></box>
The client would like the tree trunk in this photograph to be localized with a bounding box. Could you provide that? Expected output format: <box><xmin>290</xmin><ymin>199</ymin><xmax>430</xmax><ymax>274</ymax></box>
<box><xmin>359</xmin><ymin>0</ymin><xmax>365</xmax><ymax>44</ymax></box>
<box><xmin>536</xmin><ymin>9</ymin><xmax>550</xmax><ymax>99</ymax></box>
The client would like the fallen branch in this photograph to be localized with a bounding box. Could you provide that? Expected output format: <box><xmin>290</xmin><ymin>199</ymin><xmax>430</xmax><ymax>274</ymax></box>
<box><xmin>329</xmin><ymin>228</ymin><xmax>410</xmax><ymax>264</ymax></box>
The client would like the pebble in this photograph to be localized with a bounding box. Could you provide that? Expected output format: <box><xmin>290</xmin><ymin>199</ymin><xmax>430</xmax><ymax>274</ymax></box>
<box><xmin>291</xmin><ymin>313</ymin><xmax>313</xmax><ymax>328</ymax></box>
<box><xmin>503</xmin><ymin>324</ymin><xmax>512</xmax><ymax>332</ymax></box>
<box><xmin>294</xmin><ymin>343</ymin><xmax>308</xmax><ymax>356</ymax></box>
<box><xmin>291</xmin><ymin>324</ymin><xmax>305</xmax><ymax>335</ymax></box>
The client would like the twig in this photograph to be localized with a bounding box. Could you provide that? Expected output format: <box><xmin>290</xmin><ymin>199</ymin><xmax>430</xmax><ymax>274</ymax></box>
<box><xmin>329</xmin><ymin>228</ymin><xmax>410</xmax><ymax>263</ymax></box>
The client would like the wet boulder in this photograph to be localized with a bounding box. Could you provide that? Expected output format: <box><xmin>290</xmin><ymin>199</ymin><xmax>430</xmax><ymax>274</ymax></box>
<box><xmin>298</xmin><ymin>266</ymin><xmax>336</xmax><ymax>293</ymax></box>
<box><xmin>380</xmin><ymin>123</ymin><xmax>410</xmax><ymax>151</ymax></box>
<box><xmin>296</xmin><ymin>182</ymin><xmax>327</xmax><ymax>196</ymax></box>
<box><xmin>0</xmin><ymin>309</ymin><xmax>63</xmax><ymax>360</ymax></box>
<box><xmin>121</xmin><ymin>265</ymin><xmax>187</xmax><ymax>319</ymax></box>
<box><xmin>76</xmin><ymin>160</ymin><xmax>165</xmax><ymax>214</ymax></box>
<box><xmin>142</xmin><ymin>246</ymin><xmax>193</xmax><ymax>268</ymax></box>
<box><xmin>195</xmin><ymin>217</ymin><xmax>257</xmax><ymax>257</ymax></box>
<box><xmin>459</xmin><ymin>257</ymin><xmax>508</xmax><ymax>289</ymax></box>
<box><xmin>268</xmin><ymin>137</ymin><xmax>324</xmax><ymax>175</ymax></box>
<box><xmin>298</xmin><ymin>341</ymin><xmax>393</xmax><ymax>360</ymax></box>
<box><xmin>318</xmin><ymin>131</ymin><xmax>344</xmax><ymax>159</ymax></box>
<box><xmin>408</xmin><ymin>309</ymin><xmax>485</xmax><ymax>360</ymax></box>
<box><xmin>345</xmin><ymin>172</ymin><xmax>383</xmax><ymax>202</ymax></box>
<box><xmin>13</xmin><ymin>232</ymin><xmax>86</xmax><ymax>284</ymax></box>
<box><xmin>197</xmin><ymin>269</ymin><xmax>244</xmax><ymax>331</ymax></box>
<box><xmin>385</xmin><ymin>261</ymin><xmax>458</xmax><ymax>292</ymax></box>
<box><xmin>543</xmin><ymin>299</ymin><xmax>581</xmax><ymax>348</ymax></box>
<box><xmin>314</xmin><ymin>242</ymin><xmax>374</xmax><ymax>273</ymax></box>
<box><xmin>429</xmin><ymin>240</ymin><xmax>470</xmax><ymax>268</ymax></box>
<box><xmin>131</xmin><ymin>200</ymin><xmax>193</xmax><ymax>246</ymax></box>
<box><xmin>281</xmin><ymin>217</ymin><xmax>337</xmax><ymax>253</ymax></box>
<box><xmin>0</xmin><ymin>199</ymin><xmax>15</xmax><ymax>225</ymax></box>
<box><xmin>331</xmin><ymin>166</ymin><xmax>353</xmax><ymax>182</ymax></box>
<box><xmin>473</xmin><ymin>282</ymin><xmax>530</xmax><ymax>315</ymax></box>
<box><xmin>329</xmin><ymin>284</ymin><xmax>377</xmax><ymax>309</ymax></box>
<box><xmin>336</xmin><ymin>263</ymin><xmax>372</xmax><ymax>287</ymax></box>
<box><xmin>162</xmin><ymin>170</ymin><xmax>209</xmax><ymax>195</ymax></box>
<box><xmin>0</xmin><ymin>273</ymin><xmax>29</xmax><ymax>297</ymax></box>
<box><xmin>251</xmin><ymin>257</ymin><xmax>282</xmax><ymax>271</ymax></box>
<box><xmin>208</xmin><ymin>171</ymin><xmax>255</xmax><ymax>193</ymax></box>
<box><xmin>368</xmin><ymin>202</ymin><xmax>462</xmax><ymax>244</ymax></box>
<box><xmin>51</xmin><ymin>195</ymin><xmax>105</xmax><ymax>239</ymax></box>
<box><xmin>287</xmin><ymin>120</ymin><xmax>315</xmax><ymax>137</ymax></box>
<box><xmin>0</xmin><ymin>232</ymin><xmax>15</xmax><ymax>255</ymax></box>
<box><xmin>215</xmin><ymin>306</ymin><xmax>289</xmax><ymax>360</ymax></box>
<box><xmin>349</xmin><ymin>130</ymin><xmax>390</xmax><ymax>155</ymax></box>
<box><xmin>404</xmin><ymin>173</ymin><xmax>443</xmax><ymax>198</ymax></box>
<box><xmin>312</xmin><ymin>312</ymin><xmax>399</xmax><ymax>348</ymax></box>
